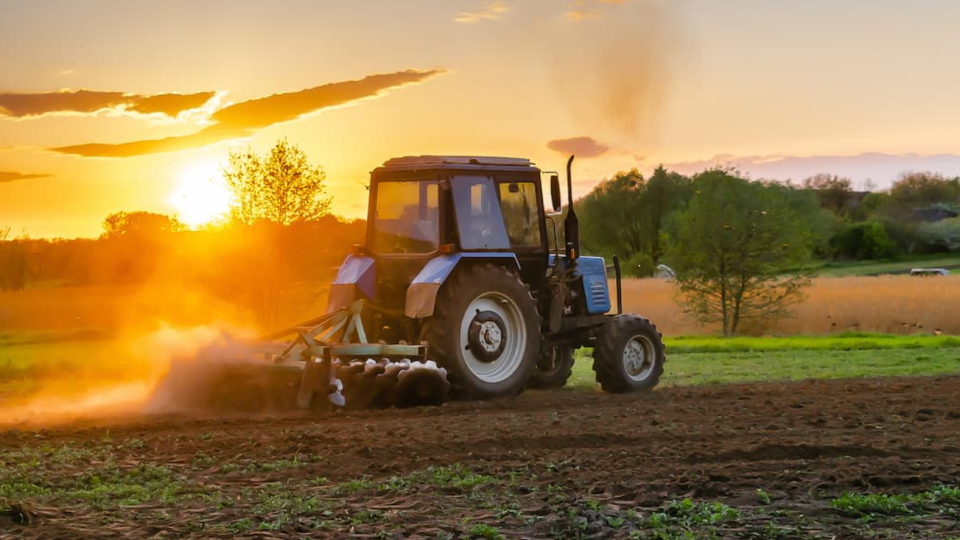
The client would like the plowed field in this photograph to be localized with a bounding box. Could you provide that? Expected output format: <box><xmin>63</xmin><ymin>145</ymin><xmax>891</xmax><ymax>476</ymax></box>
<box><xmin>2</xmin><ymin>376</ymin><xmax>960</xmax><ymax>539</ymax></box>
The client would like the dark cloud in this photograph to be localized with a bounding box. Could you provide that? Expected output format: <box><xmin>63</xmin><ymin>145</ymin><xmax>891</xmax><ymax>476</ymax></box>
<box><xmin>547</xmin><ymin>136</ymin><xmax>609</xmax><ymax>158</ymax></box>
<box><xmin>0</xmin><ymin>90</ymin><xmax>215</xmax><ymax>118</ymax></box>
<box><xmin>52</xmin><ymin>70</ymin><xmax>443</xmax><ymax>158</ymax></box>
<box><xmin>126</xmin><ymin>92</ymin><xmax>217</xmax><ymax>116</ymax></box>
<box><xmin>0</xmin><ymin>171</ymin><xmax>51</xmax><ymax>183</ymax></box>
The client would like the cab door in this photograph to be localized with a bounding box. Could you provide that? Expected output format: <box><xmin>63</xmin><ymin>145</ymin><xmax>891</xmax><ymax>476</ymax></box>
<box><xmin>495</xmin><ymin>178</ymin><xmax>549</xmax><ymax>293</ymax></box>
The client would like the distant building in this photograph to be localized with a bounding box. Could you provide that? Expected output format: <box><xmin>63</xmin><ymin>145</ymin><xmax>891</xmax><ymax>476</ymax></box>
<box><xmin>912</xmin><ymin>206</ymin><xmax>959</xmax><ymax>223</ymax></box>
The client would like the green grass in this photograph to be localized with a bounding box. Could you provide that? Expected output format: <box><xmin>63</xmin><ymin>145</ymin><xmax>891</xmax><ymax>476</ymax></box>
<box><xmin>0</xmin><ymin>338</ymin><xmax>139</xmax><ymax>396</ymax></box>
<box><xmin>664</xmin><ymin>332</ymin><xmax>960</xmax><ymax>354</ymax></box>
<box><xmin>565</xmin><ymin>332</ymin><xmax>960</xmax><ymax>390</ymax></box>
<box><xmin>569</xmin><ymin>345</ymin><xmax>960</xmax><ymax>390</ymax></box>
<box><xmin>813</xmin><ymin>253</ymin><xmax>960</xmax><ymax>277</ymax></box>
<box><xmin>2</xmin><ymin>332</ymin><xmax>959</xmax><ymax>399</ymax></box>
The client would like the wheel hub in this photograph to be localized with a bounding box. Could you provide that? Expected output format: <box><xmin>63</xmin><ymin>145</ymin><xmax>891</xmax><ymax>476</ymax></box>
<box><xmin>623</xmin><ymin>336</ymin><xmax>654</xmax><ymax>380</ymax></box>
<box><xmin>467</xmin><ymin>311</ymin><xmax>507</xmax><ymax>363</ymax></box>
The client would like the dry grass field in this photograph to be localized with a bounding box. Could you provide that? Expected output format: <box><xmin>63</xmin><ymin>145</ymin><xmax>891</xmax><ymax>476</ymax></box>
<box><xmin>0</xmin><ymin>282</ymin><xmax>330</xmax><ymax>335</ymax></box>
<box><xmin>617</xmin><ymin>274</ymin><xmax>960</xmax><ymax>336</ymax></box>
<box><xmin>1</xmin><ymin>274</ymin><xmax>957</xmax><ymax>337</ymax></box>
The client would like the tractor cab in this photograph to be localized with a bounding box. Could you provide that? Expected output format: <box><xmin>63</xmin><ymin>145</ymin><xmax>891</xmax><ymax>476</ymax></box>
<box><xmin>359</xmin><ymin>156</ymin><xmax>554</xmax><ymax>311</ymax></box>
<box><xmin>368</xmin><ymin>156</ymin><xmax>550</xmax><ymax>276</ymax></box>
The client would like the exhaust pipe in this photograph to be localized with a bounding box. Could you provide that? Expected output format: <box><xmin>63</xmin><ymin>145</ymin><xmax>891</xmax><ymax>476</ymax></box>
<box><xmin>563</xmin><ymin>155</ymin><xmax>580</xmax><ymax>261</ymax></box>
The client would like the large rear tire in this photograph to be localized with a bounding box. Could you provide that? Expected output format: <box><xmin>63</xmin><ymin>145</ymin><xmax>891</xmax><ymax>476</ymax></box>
<box><xmin>421</xmin><ymin>263</ymin><xmax>540</xmax><ymax>400</ymax></box>
<box><xmin>528</xmin><ymin>346</ymin><xmax>575</xmax><ymax>389</ymax></box>
<box><xmin>592</xmin><ymin>315</ymin><xmax>665</xmax><ymax>393</ymax></box>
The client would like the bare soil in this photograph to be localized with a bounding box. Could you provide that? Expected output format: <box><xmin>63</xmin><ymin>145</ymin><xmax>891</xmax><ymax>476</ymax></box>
<box><xmin>2</xmin><ymin>376</ymin><xmax>960</xmax><ymax>539</ymax></box>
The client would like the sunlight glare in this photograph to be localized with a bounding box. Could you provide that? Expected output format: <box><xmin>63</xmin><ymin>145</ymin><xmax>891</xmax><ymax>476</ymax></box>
<box><xmin>169</xmin><ymin>162</ymin><xmax>232</xmax><ymax>228</ymax></box>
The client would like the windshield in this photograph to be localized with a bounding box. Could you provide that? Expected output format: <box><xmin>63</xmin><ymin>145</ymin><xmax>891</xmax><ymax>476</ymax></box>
<box><xmin>370</xmin><ymin>180</ymin><xmax>439</xmax><ymax>254</ymax></box>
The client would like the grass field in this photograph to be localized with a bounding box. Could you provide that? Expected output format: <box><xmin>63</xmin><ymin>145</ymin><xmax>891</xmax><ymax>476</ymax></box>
<box><xmin>813</xmin><ymin>253</ymin><xmax>960</xmax><ymax>277</ymax></box>
<box><xmin>2</xmin><ymin>333</ymin><xmax>957</xmax><ymax>403</ymax></box>
<box><xmin>3</xmin><ymin>273</ymin><xmax>960</xmax><ymax>338</ymax></box>
<box><xmin>619</xmin><ymin>274</ymin><xmax>960</xmax><ymax>335</ymax></box>
<box><xmin>565</xmin><ymin>333</ymin><xmax>960</xmax><ymax>389</ymax></box>
<box><xmin>570</xmin><ymin>347</ymin><xmax>960</xmax><ymax>389</ymax></box>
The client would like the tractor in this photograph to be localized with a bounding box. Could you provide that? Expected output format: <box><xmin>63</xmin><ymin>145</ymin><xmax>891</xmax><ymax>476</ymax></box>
<box><xmin>154</xmin><ymin>155</ymin><xmax>665</xmax><ymax>410</ymax></box>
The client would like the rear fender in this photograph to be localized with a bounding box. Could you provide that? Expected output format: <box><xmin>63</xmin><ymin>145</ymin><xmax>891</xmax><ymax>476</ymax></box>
<box><xmin>405</xmin><ymin>253</ymin><xmax>520</xmax><ymax>319</ymax></box>
<box><xmin>326</xmin><ymin>255</ymin><xmax>376</xmax><ymax>313</ymax></box>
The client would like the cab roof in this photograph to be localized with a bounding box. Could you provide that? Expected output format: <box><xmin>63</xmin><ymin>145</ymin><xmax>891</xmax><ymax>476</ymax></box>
<box><xmin>374</xmin><ymin>155</ymin><xmax>540</xmax><ymax>174</ymax></box>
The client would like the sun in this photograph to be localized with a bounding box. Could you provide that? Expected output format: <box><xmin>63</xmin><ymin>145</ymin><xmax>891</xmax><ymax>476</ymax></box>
<box><xmin>169</xmin><ymin>161</ymin><xmax>233</xmax><ymax>228</ymax></box>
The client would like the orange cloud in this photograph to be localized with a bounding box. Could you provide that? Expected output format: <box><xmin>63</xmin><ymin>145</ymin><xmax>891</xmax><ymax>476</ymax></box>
<box><xmin>566</xmin><ymin>0</ymin><xmax>633</xmax><ymax>21</ymax></box>
<box><xmin>455</xmin><ymin>1</ymin><xmax>510</xmax><ymax>23</ymax></box>
<box><xmin>51</xmin><ymin>70</ymin><xmax>443</xmax><ymax>158</ymax></box>
<box><xmin>0</xmin><ymin>171</ymin><xmax>51</xmax><ymax>183</ymax></box>
<box><xmin>0</xmin><ymin>90</ymin><xmax>215</xmax><ymax>118</ymax></box>
<box><xmin>547</xmin><ymin>136</ymin><xmax>609</xmax><ymax>158</ymax></box>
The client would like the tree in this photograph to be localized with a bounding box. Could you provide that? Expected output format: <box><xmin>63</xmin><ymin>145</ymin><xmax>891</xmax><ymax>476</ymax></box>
<box><xmin>101</xmin><ymin>211</ymin><xmax>184</xmax><ymax>239</ymax></box>
<box><xmin>889</xmin><ymin>172</ymin><xmax>960</xmax><ymax>208</ymax></box>
<box><xmin>831</xmin><ymin>220</ymin><xmax>898</xmax><ymax>260</ymax></box>
<box><xmin>919</xmin><ymin>217</ymin><xmax>960</xmax><ymax>252</ymax></box>
<box><xmin>639</xmin><ymin>166</ymin><xmax>693</xmax><ymax>267</ymax></box>
<box><xmin>577</xmin><ymin>166</ymin><xmax>691</xmax><ymax>276</ymax></box>
<box><xmin>223</xmin><ymin>139</ymin><xmax>331</xmax><ymax>226</ymax></box>
<box><xmin>578</xmin><ymin>169</ymin><xmax>646</xmax><ymax>263</ymax></box>
<box><xmin>0</xmin><ymin>227</ymin><xmax>30</xmax><ymax>291</ymax></box>
<box><xmin>802</xmin><ymin>173</ymin><xmax>853</xmax><ymax>216</ymax></box>
<box><xmin>665</xmin><ymin>170</ymin><xmax>818</xmax><ymax>336</ymax></box>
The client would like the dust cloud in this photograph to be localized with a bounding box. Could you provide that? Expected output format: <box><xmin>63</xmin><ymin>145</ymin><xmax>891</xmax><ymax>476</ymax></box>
<box><xmin>546</xmin><ymin>1</ymin><xmax>685</xmax><ymax>139</ymax></box>
<box><xmin>0</xmin><ymin>324</ymin><xmax>256</xmax><ymax>427</ymax></box>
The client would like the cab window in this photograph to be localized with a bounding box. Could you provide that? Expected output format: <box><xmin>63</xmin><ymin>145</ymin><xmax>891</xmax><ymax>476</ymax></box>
<box><xmin>498</xmin><ymin>181</ymin><xmax>541</xmax><ymax>248</ymax></box>
<box><xmin>450</xmin><ymin>176</ymin><xmax>511</xmax><ymax>250</ymax></box>
<box><xmin>370</xmin><ymin>180</ymin><xmax>439</xmax><ymax>253</ymax></box>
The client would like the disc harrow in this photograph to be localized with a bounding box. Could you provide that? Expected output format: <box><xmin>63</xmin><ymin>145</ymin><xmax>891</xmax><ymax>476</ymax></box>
<box><xmin>148</xmin><ymin>300</ymin><xmax>450</xmax><ymax>413</ymax></box>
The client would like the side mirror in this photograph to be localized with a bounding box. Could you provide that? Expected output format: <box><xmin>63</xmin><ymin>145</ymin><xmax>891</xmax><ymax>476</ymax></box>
<box><xmin>550</xmin><ymin>174</ymin><xmax>562</xmax><ymax>212</ymax></box>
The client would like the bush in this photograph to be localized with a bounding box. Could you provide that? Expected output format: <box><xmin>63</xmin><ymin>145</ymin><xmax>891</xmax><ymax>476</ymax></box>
<box><xmin>623</xmin><ymin>251</ymin><xmax>654</xmax><ymax>278</ymax></box>
<box><xmin>830</xmin><ymin>220</ymin><xmax>899</xmax><ymax>260</ymax></box>
<box><xmin>919</xmin><ymin>217</ymin><xmax>960</xmax><ymax>252</ymax></box>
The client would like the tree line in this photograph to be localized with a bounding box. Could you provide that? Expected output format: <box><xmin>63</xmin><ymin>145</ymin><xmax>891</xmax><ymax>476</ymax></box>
<box><xmin>4</xmin><ymin>139</ymin><xmax>960</xmax><ymax>335</ymax></box>
<box><xmin>0</xmin><ymin>140</ymin><xmax>360</xmax><ymax>329</ymax></box>
<box><xmin>576</xmin><ymin>167</ymin><xmax>960</xmax><ymax>335</ymax></box>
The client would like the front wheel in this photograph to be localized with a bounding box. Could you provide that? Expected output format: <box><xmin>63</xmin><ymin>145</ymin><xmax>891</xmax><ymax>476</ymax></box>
<box><xmin>592</xmin><ymin>315</ymin><xmax>665</xmax><ymax>393</ymax></box>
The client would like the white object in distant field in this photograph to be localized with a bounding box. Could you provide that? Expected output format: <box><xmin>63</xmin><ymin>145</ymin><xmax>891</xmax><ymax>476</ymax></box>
<box><xmin>910</xmin><ymin>268</ymin><xmax>949</xmax><ymax>276</ymax></box>
<box><xmin>654</xmin><ymin>264</ymin><xmax>676</xmax><ymax>280</ymax></box>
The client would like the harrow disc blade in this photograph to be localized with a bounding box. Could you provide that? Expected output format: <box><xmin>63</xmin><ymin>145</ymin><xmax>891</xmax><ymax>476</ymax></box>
<box><xmin>336</xmin><ymin>359</ymin><xmax>450</xmax><ymax>409</ymax></box>
<box><xmin>394</xmin><ymin>361</ymin><xmax>450</xmax><ymax>408</ymax></box>
<box><xmin>337</xmin><ymin>360</ymin><xmax>387</xmax><ymax>410</ymax></box>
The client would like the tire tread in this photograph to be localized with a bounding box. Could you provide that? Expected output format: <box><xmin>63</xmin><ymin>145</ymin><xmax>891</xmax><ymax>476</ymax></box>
<box><xmin>592</xmin><ymin>315</ymin><xmax>666</xmax><ymax>393</ymax></box>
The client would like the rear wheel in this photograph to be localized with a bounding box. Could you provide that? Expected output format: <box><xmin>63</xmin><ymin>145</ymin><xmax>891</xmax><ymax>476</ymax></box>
<box><xmin>528</xmin><ymin>346</ymin><xmax>575</xmax><ymax>389</ymax></box>
<box><xmin>422</xmin><ymin>263</ymin><xmax>540</xmax><ymax>400</ymax></box>
<box><xmin>592</xmin><ymin>315</ymin><xmax>665</xmax><ymax>393</ymax></box>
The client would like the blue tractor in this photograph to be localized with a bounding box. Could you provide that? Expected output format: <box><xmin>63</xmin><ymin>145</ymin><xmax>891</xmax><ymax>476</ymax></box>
<box><xmin>323</xmin><ymin>154</ymin><xmax>665</xmax><ymax>401</ymax></box>
<box><xmin>154</xmin><ymin>155</ymin><xmax>666</xmax><ymax>410</ymax></box>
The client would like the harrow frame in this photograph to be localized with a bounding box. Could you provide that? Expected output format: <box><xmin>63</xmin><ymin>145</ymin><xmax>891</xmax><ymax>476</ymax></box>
<box><xmin>252</xmin><ymin>300</ymin><xmax>427</xmax><ymax>408</ymax></box>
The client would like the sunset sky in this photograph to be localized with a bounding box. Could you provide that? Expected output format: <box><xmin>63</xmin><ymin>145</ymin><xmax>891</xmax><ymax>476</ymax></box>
<box><xmin>4</xmin><ymin>0</ymin><xmax>960</xmax><ymax>237</ymax></box>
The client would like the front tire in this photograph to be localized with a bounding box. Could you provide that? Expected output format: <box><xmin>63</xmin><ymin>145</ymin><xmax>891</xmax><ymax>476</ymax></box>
<box><xmin>592</xmin><ymin>315</ymin><xmax>665</xmax><ymax>393</ymax></box>
<box><xmin>422</xmin><ymin>263</ymin><xmax>540</xmax><ymax>400</ymax></box>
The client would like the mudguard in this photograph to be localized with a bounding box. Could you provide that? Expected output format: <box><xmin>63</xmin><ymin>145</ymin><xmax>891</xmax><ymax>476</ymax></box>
<box><xmin>326</xmin><ymin>255</ymin><xmax>376</xmax><ymax>313</ymax></box>
<box><xmin>404</xmin><ymin>253</ymin><xmax>520</xmax><ymax>319</ymax></box>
